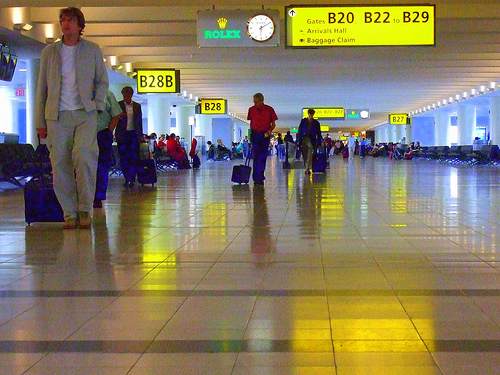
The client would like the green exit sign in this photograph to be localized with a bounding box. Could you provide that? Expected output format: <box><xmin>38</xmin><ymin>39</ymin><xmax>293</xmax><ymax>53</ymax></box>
<box><xmin>290</xmin><ymin>127</ymin><xmax>298</xmax><ymax>133</ymax></box>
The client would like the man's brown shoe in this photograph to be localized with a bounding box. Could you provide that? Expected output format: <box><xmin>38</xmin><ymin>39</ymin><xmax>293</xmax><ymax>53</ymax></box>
<box><xmin>63</xmin><ymin>218</ymin><xmax>77</xmax><ymax>229</ymax></box>
<box><xmin>78</xmin><ymin>212</ymin><xmax>92</xmax><ymax>229</ymax></box>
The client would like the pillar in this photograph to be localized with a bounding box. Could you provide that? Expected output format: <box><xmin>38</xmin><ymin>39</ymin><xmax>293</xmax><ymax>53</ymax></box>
<box><xmin>195</xmin><ymin>114</ymin><xmax>212</xmax><ymax>142</ymax></box>
<box><xmin>457</xmin><ymin>104</ymin><xmax>476</xmax><ymax>145</ymax></box>
<box><xmin>26</xmin><ymin>58</ymin><xmax>40</xmax><ymax>146</ymax></box>
<box><xmin>405</xmin><ymin>123</ymin><xmax>413</xmax><ymax>144</ymax></box>
<box><xmin>395</xmin><ymin>124</ymin><xmax>405</xmax><ymax>143</ymax></box>
<box><xmin>175</xmin><ymin>105</ymin><xmax>195</xmax><ymax>146</ymax></box>
<box><xmin>434</xmin><ymin>111</ymin><xmax>451</xmax><ymax>146</ymax></box>
<box><xmin>232</xmin><ymin>120</ymin><xmax>240</xmax><ymax>142</ymax></box>
<box><xmin>388</xmin><ymin>125</ymin><xmax>397</xmax><ymax>143</ymax></box>
<box><xmin>147</xmin><ymin>95</ymin><xmax>170</xmax><ymax>137</ymax></box>
<box><xmin>490</xmin><ymin>96</ymin><xmax>500</xmax><ymax>145</ymax></box>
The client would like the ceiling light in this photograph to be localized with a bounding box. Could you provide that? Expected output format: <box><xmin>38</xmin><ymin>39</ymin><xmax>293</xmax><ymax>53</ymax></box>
<box><xmin>490</xmin><ymin>82</ymin><xmax>496</xmax><ymax>90</ymax></box>
<box><xmin>480</xmin><ymin>86</ymin><xmax>486</xmax><ymax>93</ymax></box>
<box><xmin>14</xmin><ymin>23</ymin><xmax>32</xmax><ymax>31</ymax></box>
<box><xmin>124</xmin><ymin>62</ymin><xmax>133</xmax><ymax>73</ymax></box>
<box><xmin>455</xmin><ymin>94</ymin><xmax>460</xmax><ymax>101</ymax></box>
<box><xmin>463</xmin><ymin>92</ymin><xmax>468</xmax><ymax>99</ymax></box>
<box><xmin>470</xmin><ymin>89</ymin><xmax>476</xmax><ymax>96</ymax></box>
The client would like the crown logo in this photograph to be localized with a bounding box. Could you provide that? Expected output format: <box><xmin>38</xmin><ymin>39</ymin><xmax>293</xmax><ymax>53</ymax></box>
<box><xmin>217</xmin><ymin>17</ymin><xmax>228</xmax><ymax>29</ymax></box>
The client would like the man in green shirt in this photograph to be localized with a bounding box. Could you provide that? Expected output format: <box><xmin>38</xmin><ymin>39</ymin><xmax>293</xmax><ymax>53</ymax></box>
<box><xmin>94</xmin><ymin>90</ymin><xmax>122</xmax><ymax>208</ymax></box>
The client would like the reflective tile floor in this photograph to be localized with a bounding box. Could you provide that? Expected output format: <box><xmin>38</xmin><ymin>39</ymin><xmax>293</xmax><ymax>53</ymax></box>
<box><xmin>1</xmin><ymin>156</ymin><xmax>500</xmax><ymax>374</ymax></box>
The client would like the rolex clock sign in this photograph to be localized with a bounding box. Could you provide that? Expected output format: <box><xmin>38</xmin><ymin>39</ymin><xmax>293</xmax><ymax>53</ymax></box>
<box><xmin>197</xmin><ymin>9</ymin><xmax>280</xmax><ymax>47</ymax></box>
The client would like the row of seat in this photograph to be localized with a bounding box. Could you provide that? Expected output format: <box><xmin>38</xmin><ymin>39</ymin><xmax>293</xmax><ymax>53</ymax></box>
<box><xmin>414</xmin><ymin>145</ymin><xmax>500</xmax><ymax>165</ymax></box>
<box><xmin>0</xmin><ymin>143</ymin><xmax>51</xmax><ymax>187</ymax></box>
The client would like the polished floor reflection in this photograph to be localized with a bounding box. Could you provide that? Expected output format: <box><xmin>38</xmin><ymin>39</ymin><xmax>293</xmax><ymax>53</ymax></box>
<box><xmin>1</xmin><ymin>156</ymin><xmax>500</xmax><ymax>374</ymax></box>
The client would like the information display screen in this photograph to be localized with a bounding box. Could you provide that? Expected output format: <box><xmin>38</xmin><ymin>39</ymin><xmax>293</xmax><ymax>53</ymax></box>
<box><xmin>286</xmin><ymin>4</ymin><xmax>435</xmax><ymax>47</ymax></box>
<box><xmin>302</xmin><ymin>107</ymin><xmax>345</xmax><ymax>120</ymax></box>
<box><xmin>136</xmin><ymin>69</ymin><xmax>180</xmax><ymax>94</ymax></box>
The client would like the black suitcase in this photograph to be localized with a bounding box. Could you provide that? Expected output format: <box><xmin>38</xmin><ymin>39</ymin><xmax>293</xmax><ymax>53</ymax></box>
<box><xmin>192</xmin><ymin>154</ymin><xmax>201</xmax><ymax>169</ymax></box>
<box><xmin>231</xmin><ymin>156</ymin><xmax>251</xmax><ymax>184</ymax></box>
<box><xmin>24</xmin><ymin>177</ymin><xmax>64</xmax><ymax>225</ymax></box>
<box><xmin>137</xmin><ymin>159</ymin><xmax>157</xmax><ymax>186</ymax></box>
<box><xmin>312</xmin><ymin>150</ymin><xmax>327</xmax><ymax>173</ymax></box>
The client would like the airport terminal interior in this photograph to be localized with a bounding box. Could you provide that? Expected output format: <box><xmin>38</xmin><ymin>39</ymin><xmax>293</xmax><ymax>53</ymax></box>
<box><xmin>1</xmin><ymin>0</ymin><xmax>500</xmax><ymax>374</ymax></box>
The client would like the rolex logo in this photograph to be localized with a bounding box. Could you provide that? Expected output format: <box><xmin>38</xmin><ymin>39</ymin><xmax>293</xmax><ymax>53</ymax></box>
<box><xmin>218</xmin><ymin>17</ymin><xmax>228</xmax><ymax>29</ymax></box>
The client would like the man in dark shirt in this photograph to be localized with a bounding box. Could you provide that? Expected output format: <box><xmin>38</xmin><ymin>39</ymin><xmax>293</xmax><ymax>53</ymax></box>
<box><xmin>247</xmin><ymin>93</ymin><xmax>278</xmax><ymax>185</ymax></box>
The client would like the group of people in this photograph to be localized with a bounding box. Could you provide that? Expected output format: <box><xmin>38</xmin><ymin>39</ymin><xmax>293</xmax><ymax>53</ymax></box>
<box><xmin>34</xmin><ymin>7</ymin><xmax>193</xmax><ymax>229</ymax></box>
<box><xmin>206</xmin><ymin>139</ymin><xmax>232</xmax><ymax>161</ymax></box>
<box><xmin>35</xmin><ymin>6</ymin><xmax>398</xmax><ymax>229</ymax></box>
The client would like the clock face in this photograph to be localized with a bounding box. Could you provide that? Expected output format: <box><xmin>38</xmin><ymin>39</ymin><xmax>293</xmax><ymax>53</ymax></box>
<box><xmin>247</xmin><ymin>14</ymin><xmax>275</xmax><ymax>42</ymax></box>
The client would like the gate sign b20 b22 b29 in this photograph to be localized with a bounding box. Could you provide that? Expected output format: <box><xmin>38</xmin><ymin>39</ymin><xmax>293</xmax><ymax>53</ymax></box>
<box><xmin>135</xmin><ymin>69</ymin><xmax>181</xmax><ymax>94</ymax></box>
<box><xmin>286</xmin><ymin>4</ymin><xmax>435</xmax><ymax>47</ymax></box>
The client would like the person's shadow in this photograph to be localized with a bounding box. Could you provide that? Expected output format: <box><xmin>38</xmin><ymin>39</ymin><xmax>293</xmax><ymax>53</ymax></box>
<box><xmin>250</xmin><ymin>187</ymin><xmax>274</xmax><ymax>266</ymax></box>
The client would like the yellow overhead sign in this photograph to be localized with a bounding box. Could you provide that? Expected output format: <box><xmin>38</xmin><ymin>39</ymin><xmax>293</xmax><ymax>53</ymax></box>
<box><xmin>200</xmin><ymin>99</ymin><xmax>227</xmax><ymax>114</ymax></box>
<box><xmin>320</xmin><ymin>125</ymin><xmax>330</xmax><ymax>132</ymax></box>
<box><xmin>389</xmin><ymin>113</ymin><xmax>410</xmax><ymax>125</ymax></box>
<box><xmin>136</xmin><ymin>69</ymin><xmax>180</xmax><ymax>94</ymax></box>
<box><xmin>302</xmin><ymin>107</ymin><xmax>345</xmax><ymax>120</ymax></box>
<box><xmin>286</xmin><ymin>5</ymin><xmax>435</xmax><ymax>47</ymax></box>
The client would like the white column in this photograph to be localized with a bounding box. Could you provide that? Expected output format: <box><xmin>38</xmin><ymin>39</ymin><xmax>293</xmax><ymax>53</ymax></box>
<box><xmin>434</xmin><ymin>111</ymin><xmax>451</xmax><ymax>146</ymax></box>
<box><xmin>147</xmin><ymin>95</ymin><xmax>170</xmax><ymax>137</ymax></box>
<box><xmin>195</xmin><ymin>114</ymin><xmax>212</xmax><ymax>141</ymax></box>
<box><xmin>26</xmin><ymin>59</ymin><xmax>40</xmax><ymax>146</ymax></box>
<box><xmin>490</xmin><ymin>96</ymin><xmax>500</xmax><ymax>145</ymax></box>
<box><xmin>395</xmin><ymin>125</ymin><xmax>405</xmax><ymax>143</ymax></box>
<box><xmin>388</xmin><ymin>125</ymin><xmax>397</xmax><ymax>142</ymax></box>
<box><xmin>232</xmin><ymin>120</ymin><xmax>239</xmax><ymax>142</ymax></box>
<box><xmin>405</xmin><ymin>123</ymin><xmax>412</xmax><ymax>144</ymax></box>
<box><xmin>457</xmin><ymin>104</ymin><xmax>476</xmax><ymax>145</ymax></box>
<box><xmin>175</xmin><ymin>105</ymin><xmax>195</xmax><ymax>145</ymax></box>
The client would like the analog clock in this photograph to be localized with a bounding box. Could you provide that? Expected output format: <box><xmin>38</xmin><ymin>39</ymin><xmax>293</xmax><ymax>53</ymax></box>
<box><xmin>247</xmin><ymin>14</ymin><xmax>276</xmax><ymax>42</ymax></box>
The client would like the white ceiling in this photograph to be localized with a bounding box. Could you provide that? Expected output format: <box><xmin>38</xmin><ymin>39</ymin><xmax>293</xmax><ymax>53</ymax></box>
<box><xmin>2</xmin><ymin>0</ymin><xmax>500</xmax><ymax>132</ymax></box>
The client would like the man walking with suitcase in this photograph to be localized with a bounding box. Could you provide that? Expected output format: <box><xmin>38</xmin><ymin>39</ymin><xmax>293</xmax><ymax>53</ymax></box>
<box><xmin>116</xmin><ymin>86</ymin><xmax>143</xmax><ymax>187</ymax></box>
<box><xmin>35</xmin><ymin>7</ymin><xmax>108</xmax><ymax>229</ymax></box>
<box><xmin>247</xmin><ymin>93</ymin><xmax>278</xmax><ymax>186</ymax></box>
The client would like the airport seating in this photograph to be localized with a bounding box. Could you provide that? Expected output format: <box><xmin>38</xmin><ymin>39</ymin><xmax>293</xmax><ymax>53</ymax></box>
<box><xmin>154</xmin><ymin>145</ymin><xmax>178</xmax><ymax>171</ymax></box>
<box><xmin>421</xmin><ymin>146</ymin><xmax>438</xmax><ymax>159</ymax></box>
<box><xmin>435</xmin><ymin>146</ymin><xmax>450</xmax><ymax>160</ymax></box>
<box><xmin>0</xmin><ymin>143</ymin><xmax>50</xmax><ymax>187</ymax></box>
<box><xmin>445</xmin><ymin>146</ymin><xmax>461</xmax><ymax>163</ymax></box>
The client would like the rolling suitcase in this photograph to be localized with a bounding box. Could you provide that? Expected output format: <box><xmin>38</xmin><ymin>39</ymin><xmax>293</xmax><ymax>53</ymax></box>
<box><xmin>231</xmin><ymin>155</ymin><xmax>251</xmax><ymax>184</ymax></box>
<box><xmin>24</xmin><ymin>175</ymin><xmax>64</xmax><ymax>225</ymax></box>
<box><xmin>137</xmin><ymin>158</ymin><xmax>157</xmax><ymax>186</ymax></box>
<box><xmin>192</xmin><ymin>154</ymin><xmax>201</xmax><ymax>169</ymax></box>
<box><xmin>312</xmin><ymin>150</ymin><xmax>327</xmax><ymax>173</ymax></box>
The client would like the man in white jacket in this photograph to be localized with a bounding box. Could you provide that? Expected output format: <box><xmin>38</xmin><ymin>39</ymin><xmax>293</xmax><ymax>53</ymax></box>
<box><xmin>35</xmin><ymin>7</ymin><xmax>109</xmax><ymax>229</ymax></box>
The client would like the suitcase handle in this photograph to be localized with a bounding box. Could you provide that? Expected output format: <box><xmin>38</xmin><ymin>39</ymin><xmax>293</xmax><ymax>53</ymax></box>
<box><xmin>244</xmin><ymin>150</ymin><xmax>252</xmax><ymax>167</ymax></box>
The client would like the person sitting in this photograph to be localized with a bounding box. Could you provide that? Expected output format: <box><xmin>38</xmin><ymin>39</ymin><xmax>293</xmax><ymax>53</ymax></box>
<box><xmin>157</xmin><ymin>134</ymin><xmax>167</xmax><ymax>149</ymax></box>
<box><xmin>206</xmin><ymin>141</ymin><xmax>217</xmax><ymax>160</ymax></box>
<box><xmin>216</xmin><ymin>139</ymin><xmax>232</xmax><ymax>160</ymax></box>
<box><xmin>167</xmin><ymin>132</ymin><xmax>189</xmax><ymax>168</ymax></box>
